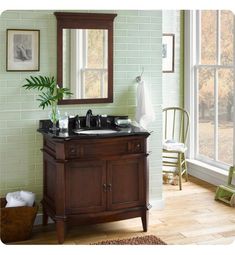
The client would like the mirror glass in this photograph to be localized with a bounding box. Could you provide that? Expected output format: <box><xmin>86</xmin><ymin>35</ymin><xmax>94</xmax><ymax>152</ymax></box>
<box><xmin>63</xmin><ymin>29</ymin><xmax>108</xmax><ymax>100</ymax></box>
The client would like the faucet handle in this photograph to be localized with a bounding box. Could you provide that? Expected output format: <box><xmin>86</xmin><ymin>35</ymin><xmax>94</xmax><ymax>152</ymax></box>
<box><xmin>86</xmin><ymin>109</ymin><xmax>93</xmax><ymax>115</ymax></box>
<box><xmin>96</xmin><ymin>115</ymin><xmax>101</xmax><ymax>128</ymax></box>
<box><xmin>75</xmin><ymin>115</ymin><xmax>81</xmax><ymax>129</ymax></box>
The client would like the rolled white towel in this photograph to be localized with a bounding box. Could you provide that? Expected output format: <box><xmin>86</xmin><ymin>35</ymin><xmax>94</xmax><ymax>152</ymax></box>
<box><xmin>6</xmin><ymin>196</ymin><xmax>27</xmax><ymax>208</ymax></box>
<box><xmin>6</xmin><ymin>191</ymin><xmax>21</xmax><ymax>202</ymax></box>
<box><xmin>20</xmin><ymin>190</ymin><xmax>35</xmax><ymax>206</ymax></box>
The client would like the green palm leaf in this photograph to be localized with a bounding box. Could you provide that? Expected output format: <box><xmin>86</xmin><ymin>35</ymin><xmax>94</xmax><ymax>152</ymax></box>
<box><xmin>22</xmin><ymin>75</ymin><xmax>73</xmax><ymax>110</ymax></box>
<box><xmin>23</xmin><ymin>76</ymin><xmax>55</xmax><ymax>91</ymax></box>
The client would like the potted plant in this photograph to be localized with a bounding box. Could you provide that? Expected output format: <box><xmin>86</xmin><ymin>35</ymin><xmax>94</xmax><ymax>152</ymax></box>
<box><xmin>22</xmin><ymin>76</ymin><xmax>72</xmax><ymax>130</ymax></box>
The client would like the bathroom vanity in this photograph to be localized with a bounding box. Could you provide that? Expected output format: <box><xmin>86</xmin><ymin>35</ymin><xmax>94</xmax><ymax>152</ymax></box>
<box><xmin>38</xmin><ymin>116</ymin><xmax>150</xmax><ymax>244</ymax></box>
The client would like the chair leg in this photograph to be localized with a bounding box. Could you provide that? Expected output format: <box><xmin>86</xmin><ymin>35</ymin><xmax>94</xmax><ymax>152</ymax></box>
<box><xmin>215</xmin><ymin>186</ymin><xmax>221</xmax><ymax>200</ymax></box>
<box><xmin>183</xmin><ymin>153</ymin><xmax>188</xmax><ymax>182</ymax></box>
<box><xmin>178</xmin><ymin>153</ymin><xmax>182</xmax><ymax>190</ymax></box>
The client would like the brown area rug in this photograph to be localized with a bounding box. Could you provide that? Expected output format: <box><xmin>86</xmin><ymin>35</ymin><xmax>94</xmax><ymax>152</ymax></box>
<box><xmin>91</xmin><ymin>235</ymin><xmax>167</xmax><ymax>245</ymax></box>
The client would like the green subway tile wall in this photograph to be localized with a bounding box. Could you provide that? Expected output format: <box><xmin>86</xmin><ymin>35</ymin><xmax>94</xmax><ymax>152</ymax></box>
<box><xmin>0</xmin><ymin>10</ymin><xmax>162</xmax><ymax>207</ymax></box>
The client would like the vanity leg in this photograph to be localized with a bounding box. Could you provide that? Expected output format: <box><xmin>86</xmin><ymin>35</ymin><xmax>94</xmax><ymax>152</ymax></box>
<box><xmin>141</xmin><ymin>211</ymin><xmax>149</xmax><ymax>232</ymax></box>
<box><xmin>42</xmin><ymin>209</ymin><xmax>48</xmax><ymax>226</ymax></box>
<box><xmin>56</xmin><ymin>220</ymin><xmax>66</xmax><ymax>244</ymax></box>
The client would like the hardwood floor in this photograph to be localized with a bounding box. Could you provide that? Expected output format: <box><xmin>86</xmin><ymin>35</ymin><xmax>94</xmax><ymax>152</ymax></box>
<box><xmin>13</xmin><ymin>176</ymin><xmax>235</xmax><ymax>245</ymax></box>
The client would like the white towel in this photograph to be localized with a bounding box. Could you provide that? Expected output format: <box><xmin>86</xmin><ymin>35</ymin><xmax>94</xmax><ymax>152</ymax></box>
<box><xmin>6</xmin><ymin>190</ymin><xmax>35</xmax><ymax>207</ymax></box>
<box><xmin>163</xmin><ymin>139</ymin><xmax>187</xmax><ymax>153</ymax></box>
<box><xmin>6</xmin><ymin>191</ymin><xmax>21</xmax><ymax>202</ymax></box>
<box><xmin>20</xmin><ymin>190</ymin><xmax>35</xmax><ymax>206</ymax></box>
<box><xmin>135</xmin><ymin>80</ymin><xmax>155</xmax><ymax>129</ymax></box>
<box><xmin>6</xmin><ymin>196</ymin><xmax>27</xmax><ymax>208</ymax></box>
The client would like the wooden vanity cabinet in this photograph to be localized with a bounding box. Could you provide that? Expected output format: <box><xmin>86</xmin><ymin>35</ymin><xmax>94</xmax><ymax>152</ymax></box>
<box><xmin>41</xmin><ymin>135</ymin><xmax>150</xmax><ymax>244</ymax></box>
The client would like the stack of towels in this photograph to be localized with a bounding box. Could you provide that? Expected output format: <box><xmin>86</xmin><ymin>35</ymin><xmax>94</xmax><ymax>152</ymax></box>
<box><xmin>163</xmin><ymin>139</ymin><xmax>187</xmax><ymax>153</ymax></box>
<box><xmin>5</xmin><ymin>191</ymin><xmax>35</xmax><ymax>208</ymax></box>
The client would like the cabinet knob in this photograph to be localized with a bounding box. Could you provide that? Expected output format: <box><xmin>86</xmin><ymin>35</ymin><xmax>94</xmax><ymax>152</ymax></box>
<box><xmin>103</xmin><ymin>184</ymin><xmax>107</xmax><ymax>192</ymax></box>
<box><xmin>69</xmin><ymin>148</ymin><xmax>76</xmax><ymax>154</ymax></box>
<box><xmin>107</xmin><ymin>183</ymin><xmax>112</xmax><ymax>191</ymax></box>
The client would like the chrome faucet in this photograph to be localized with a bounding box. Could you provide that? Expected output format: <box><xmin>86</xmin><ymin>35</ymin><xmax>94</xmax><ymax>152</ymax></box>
<box><xmin>85</xmin><ymin>109</ymin><xmax>93</xmax><ymax>128</ymax></box>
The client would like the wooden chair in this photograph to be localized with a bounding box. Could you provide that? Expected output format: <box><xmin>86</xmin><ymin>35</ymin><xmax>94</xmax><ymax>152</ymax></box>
<box><xmin>162</xmin><ymin>107</ymin><xmax>190</xmax><ymax>190</ymax></box>
<box><xmin>215</xmin><ymin>166</ymin><xmax>235</xmax><ymax>207</ymax></box>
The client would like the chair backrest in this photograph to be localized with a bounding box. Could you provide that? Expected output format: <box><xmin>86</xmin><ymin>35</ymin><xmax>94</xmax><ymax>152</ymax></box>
<box><xmin>163</xmin><ymin>107</ymin><xmax>190</xmax><ymax>144</ymax></box>
<box><xmin>228</xmin><ymin>166</ymin><xmax>235</xmax><ymax>186</ymax></box>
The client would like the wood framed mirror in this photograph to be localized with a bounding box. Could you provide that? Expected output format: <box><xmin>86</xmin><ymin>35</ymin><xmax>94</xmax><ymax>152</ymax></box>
<box><xmin>54</xmin><ymin>12</ymin><xmax>117</xmax><ymax>104</ymax></box>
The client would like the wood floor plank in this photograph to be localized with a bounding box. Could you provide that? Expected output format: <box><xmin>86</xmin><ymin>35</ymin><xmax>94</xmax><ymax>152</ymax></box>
<box><xmin>198</xmin><ymin>236</ymin><xmax>235</xmax><ymax>245</ymax></box>
<box><xmin>219</xmin><ymin>230</ymin><xmax>235</xmax><ymax>237</ymax></box>
<box><xmin>166</xmin><ymin>234</ymin><xmax>221</xmax><ymax>245</ymax></box>
<box><xmin>180</xmin><ymin>224</ymin><xmax>235</xmax><ymax>237</ymax></box>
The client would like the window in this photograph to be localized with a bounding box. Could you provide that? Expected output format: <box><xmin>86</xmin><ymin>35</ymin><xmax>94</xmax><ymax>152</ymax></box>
<box><xmin>64</xmin><ymin>29</ymin><xmax>108</xmax><ymax>99</ymax></box>
<box><xmin>81</xmin><ymin>29</ymin><xmax>108</xmax><ymax>99</ymax></box>
<box><xmin>186</xmin><ymin>10</ymin><xmax>234</xmax><ymax>169</ymax></box>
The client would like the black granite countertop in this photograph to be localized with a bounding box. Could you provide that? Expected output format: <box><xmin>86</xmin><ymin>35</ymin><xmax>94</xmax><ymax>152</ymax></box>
<box><xmin>37</xmin><ymin>117</ymin><xmax>150</xmax><ymax>140</ymax></box>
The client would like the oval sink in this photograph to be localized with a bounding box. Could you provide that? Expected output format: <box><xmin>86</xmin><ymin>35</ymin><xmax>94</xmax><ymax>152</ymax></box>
<box><xmin>74</xmin><ymin>129</ymin><xmax>118</xmax><ymax>135</ymax></box>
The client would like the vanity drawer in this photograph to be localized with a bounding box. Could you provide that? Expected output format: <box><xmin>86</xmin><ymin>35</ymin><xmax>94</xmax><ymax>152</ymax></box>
<box><xmin>65</xmin><ymin>137</ymin><xmax>145</xmax><ymax>159</ymax></box>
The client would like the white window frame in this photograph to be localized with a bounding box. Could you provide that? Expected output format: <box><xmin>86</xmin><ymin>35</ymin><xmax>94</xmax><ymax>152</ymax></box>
<box><xmin>70</xmin><ymin>29</ymin><xmax>108</xmax><ymax>99</ymax></box>
<box><xmin>184</xmin><ymin>10</ymin><xmax>235</xmax><ymax>171</ymax></box>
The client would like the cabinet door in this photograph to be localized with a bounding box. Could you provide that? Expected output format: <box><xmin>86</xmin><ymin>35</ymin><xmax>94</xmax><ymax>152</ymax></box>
<box><xmin>107</xmin><ymin>156</ymin><xmax>145</xmax><ymax>211</ymax></box>
<box><xmin>65</xmin><ymin>160</ymin><xmax>106</xmax><ymax>214</ymax></box>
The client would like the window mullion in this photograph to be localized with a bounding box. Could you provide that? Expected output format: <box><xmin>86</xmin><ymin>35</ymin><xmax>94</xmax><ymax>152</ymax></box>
<box><xmin>100</xmin><ymin>71</ymin><xmax>104</xmax><ymax>98</ymax></box>
<box><xmin>85</xmin><ymin>30</ymin><xmax>89</xmax><ymax>68</ymax></box>
<box><xmin>195</xmin><ymin>66</ymin><xmax>199</xmax><ymax>157</ymax></box>
<box><xmin>196</xmin><ymin>10</ymin><xmax>201</xmax><ymax>64</ymax></box>
<box><xmin>233</xmin><ymin>14</ymin><xmax>235</xmax><ymax>166</ymax></box>
<box><xmin>194</xmin><ymin>11</ymin><xmax>200</xmax><ymax>159</ymax></box>
<box><xmin>214</xmin><ymin>68</ymin><xmax>219</xmax><ymax>161</ymax></box>
<box><xmin>215</xmin><ymin>10</ymin><xmax>220</xmax><ymax>161</ymax></box>
<box><xmin>81</xmin><ymin>30</ymin><xmax>88</xmax><ymax>99</ymax></box>
<box><xmin>104</xmin><ymin>30</ymin><xmax>108</xmax><ymax>69</ymax></box>
<box><xmin>216</xmin><ymin>10</ymin><xmax>220</xmax><ymax>65</ymax></box>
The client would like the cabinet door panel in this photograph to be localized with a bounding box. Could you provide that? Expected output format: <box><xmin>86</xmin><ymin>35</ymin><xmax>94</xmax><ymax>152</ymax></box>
<box><xmin>107</xmin><ymin>156</ymin><xmax>145</xmax><ymax>210</ymax></box>
<box><xmin>65</xmin><ymin>160</ymin><xmax>106</xmax><ymax>214</ymax></box>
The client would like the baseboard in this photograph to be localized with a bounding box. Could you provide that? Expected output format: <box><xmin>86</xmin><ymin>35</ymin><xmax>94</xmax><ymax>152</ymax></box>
<box><xmin>149</xmin><ymin>198</ymin><xmax>165</xmax><ymax>210</ymax></box>
<box><xmin>34</xmin><ymin>213</ymin><xmax>53</xmax><ymax>225</ymax></box>
<box><xmin>187</xmin><ymin>160</ymin><xmax>228</xmax><ymax>186</ymax></box>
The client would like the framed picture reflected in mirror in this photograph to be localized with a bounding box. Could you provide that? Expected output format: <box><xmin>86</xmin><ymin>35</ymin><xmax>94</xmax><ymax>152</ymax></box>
<box><xmin>162</xmin><ymin>33</ymin><xmax>175</xmax><ymax>73</ymax></box>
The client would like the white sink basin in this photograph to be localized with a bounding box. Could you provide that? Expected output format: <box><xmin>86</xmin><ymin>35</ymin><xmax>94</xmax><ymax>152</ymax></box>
<box><xmin>74</xmin><ymin>129</ymin><xmax>118</xmax><ymax>135</ymax></box>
